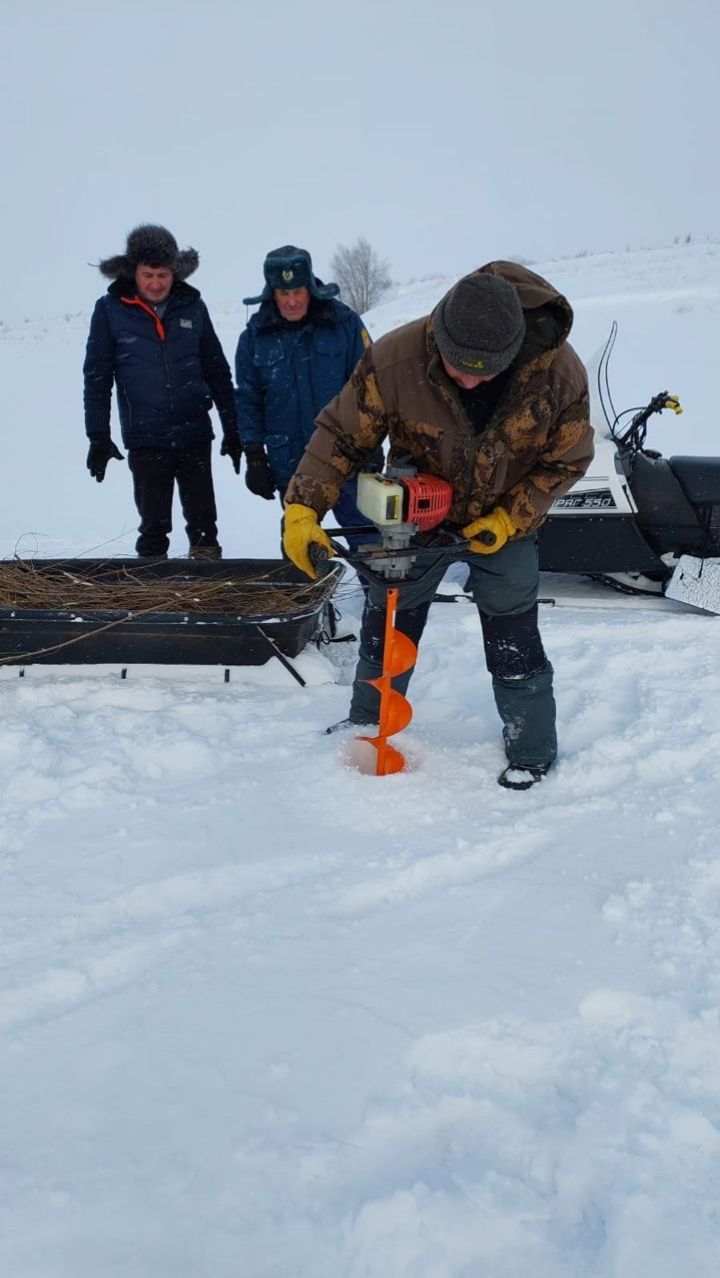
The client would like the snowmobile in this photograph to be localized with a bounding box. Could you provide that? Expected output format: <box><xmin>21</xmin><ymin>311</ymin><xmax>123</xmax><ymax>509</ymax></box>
<box><xmin>537</xmin><ymin>323</ymin><xmax>720</xmax><ymax>614</ymax></box>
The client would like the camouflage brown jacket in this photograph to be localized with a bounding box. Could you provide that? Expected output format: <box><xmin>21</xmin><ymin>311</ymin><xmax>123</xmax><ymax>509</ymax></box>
<box><xmin>284</xmin><ymin>262</ymin><xmax>594</xmax><ymax>533</ymax></box>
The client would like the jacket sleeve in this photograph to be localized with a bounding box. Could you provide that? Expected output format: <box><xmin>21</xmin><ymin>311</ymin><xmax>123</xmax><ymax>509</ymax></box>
<box><xmin>83</xmin><ymin>299</ymin><xmax>115</xmax><ymax>438</ymax></box>
<box><xmin>346</xmin><ymin>312</ymin><xmax>371</xmax><ymax>378</ymax></box>
<box><xmin>234</xmin><ymin>328</ymin><xmax>266</xmax><ymax>447</ymax></box>
<box><xmin>503</xmin><ymin>389</ymin><xmax>595</xmax><ymax>533</ymax></box>
<box><xmin>198</xmin><ymin>304</ymin><xmax>237</xmax><ymax>436</ymax></box>
<box><xmin>284</xmin><ymin>346</ymin><xmax>389</xmax><ymax>516</ymax></box>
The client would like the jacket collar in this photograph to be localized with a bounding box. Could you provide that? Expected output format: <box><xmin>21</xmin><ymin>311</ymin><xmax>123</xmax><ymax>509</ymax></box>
<box><xmin>254</xmin><ymin>295</ymin><xmax>339</xmax><ymax>335</ymax></box>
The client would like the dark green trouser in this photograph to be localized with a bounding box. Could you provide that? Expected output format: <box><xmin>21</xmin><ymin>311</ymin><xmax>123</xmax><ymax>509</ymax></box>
<box><xmin>348</xmin><ymin>536</ymin><xmax>557</xmax><ymax>768</ymax></box>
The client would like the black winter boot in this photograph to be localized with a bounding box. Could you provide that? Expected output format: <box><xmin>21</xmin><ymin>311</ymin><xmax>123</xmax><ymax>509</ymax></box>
<box><xmin>325</xmin><ymin>716</ymin><xmax>377</xmax><ymax>736</ymax></box>
<box><xmin>498</xmin><ymin>762</ymin><xmax>553</xmax><ymax>791</ymax></box>
<box><xmin>188</xmin><ymin>544</ymin><xmax>222</xmax><ymax>561</ymax></box>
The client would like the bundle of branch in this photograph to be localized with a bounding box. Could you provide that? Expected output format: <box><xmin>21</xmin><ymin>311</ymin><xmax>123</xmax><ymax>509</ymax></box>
<box><xmin>0</xmin><ymin>559</ymin><xmax>336</xmax><ymax>618</ymax></box>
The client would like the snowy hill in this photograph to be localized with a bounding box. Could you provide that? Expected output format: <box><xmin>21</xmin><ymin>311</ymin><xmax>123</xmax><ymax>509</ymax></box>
<box><xmin>1</xmin><ymin>242</ymin><xmax>720</xmax><ymax>1277</ymax></box>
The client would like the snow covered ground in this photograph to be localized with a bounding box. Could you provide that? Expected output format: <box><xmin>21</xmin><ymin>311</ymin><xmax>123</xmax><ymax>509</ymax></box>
<box><xmin>1</xmin><ymin>243</ymin><xmax>719</xmax><ymax>1276</ymax></box>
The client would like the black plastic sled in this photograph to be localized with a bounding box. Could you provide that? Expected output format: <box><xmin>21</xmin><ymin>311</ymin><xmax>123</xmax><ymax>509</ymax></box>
<box><xmin>0</xmin><ymin>557</ymin><xmax>345</xmax><ymax>668</ymax></box>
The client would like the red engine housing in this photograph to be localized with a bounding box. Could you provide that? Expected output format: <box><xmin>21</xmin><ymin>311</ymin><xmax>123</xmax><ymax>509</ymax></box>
<box><xmin>401</xmin><ymin>474</ymin><xmax>454</xmax><ymax>530</ymax></box>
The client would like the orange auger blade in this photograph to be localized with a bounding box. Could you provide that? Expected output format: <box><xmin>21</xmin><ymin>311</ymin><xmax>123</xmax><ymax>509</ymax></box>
<box><xmin>357</xmin><ymin>737</ymin><xmax>407</xmax><ymax>775</ymax></box>
<box><xmin>383</xmin><ymin>627</ymin><xmax>416</xmax><ymax>678</ymax></box>
<box><xmin>367</xmin><ymin>683</ymin><xmax>413</xmax><ymax>735</ymax></box>
<box><xmin>359</xmin><ymin>587</ymin><xmax>417</xmax><ymax>776</ymax></box>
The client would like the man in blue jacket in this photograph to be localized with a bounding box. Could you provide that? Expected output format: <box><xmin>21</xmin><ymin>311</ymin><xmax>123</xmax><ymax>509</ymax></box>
<box><xmin>235</xmin><ymin>245</ymin><xmax>376</xmax><ymax>543</ymax></box>
<box><xmin>83</xmin><ymin>224</ymin><xmax>242</xmax><ymax>559</ymax></box>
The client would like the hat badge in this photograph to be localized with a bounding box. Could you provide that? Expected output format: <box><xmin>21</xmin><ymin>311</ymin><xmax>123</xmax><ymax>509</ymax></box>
<box><xmin>282</xmin><ymin>268</ymin><xmax>294</xmax><ymax>282</ymax></box>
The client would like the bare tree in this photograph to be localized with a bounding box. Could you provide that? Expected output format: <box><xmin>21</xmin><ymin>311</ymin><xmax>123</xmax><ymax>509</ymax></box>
<box><xmin>330</xmin><ymin>237</ymin><xmax>392</xmax><ymax>314</ymax></box>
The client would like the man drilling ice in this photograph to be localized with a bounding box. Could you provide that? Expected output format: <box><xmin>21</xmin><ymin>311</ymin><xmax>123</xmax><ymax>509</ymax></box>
<box><xmin>281</xmin><ymin>262</ymin><xmax>594</xmax><ymax>789</ymax></box>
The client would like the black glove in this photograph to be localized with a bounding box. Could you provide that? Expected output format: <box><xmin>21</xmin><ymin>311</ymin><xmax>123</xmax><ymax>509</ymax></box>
<box><xmin>244</xmin><ymin>444</ymin><xmax>276</xmax><ymax>501</ymax></box>
<box><xmin>86</xmin><ymin>437</ymin><xmax>124</xmax><ymax>483</ymax></box>
<box><xmin>220</xmin><ymin>431</ymin><xmax>243</xmax><ymax>475</ymax></box>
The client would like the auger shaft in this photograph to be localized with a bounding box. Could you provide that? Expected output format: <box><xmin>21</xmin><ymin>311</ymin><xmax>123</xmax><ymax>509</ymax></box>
<box><xmin>361</xmin><ymin>587</ymin><xmax>417</xmax><ymax>775</ymax></box>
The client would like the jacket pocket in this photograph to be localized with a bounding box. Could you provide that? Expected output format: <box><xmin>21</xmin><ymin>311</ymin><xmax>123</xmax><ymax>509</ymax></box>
<box><xmin>255</xmin><ymin>339</ymin><xmax>285</xmax><ymax>373</ymax></box>
<box><xmin>265</xmin><ymin>432</ymin><xmax>303</xmax><ymax>483</ymax></box>
<box><xmin>312</xmin><ymin>332</ymin><xmax>348</xmax><ymax>404</ymax></box>
<box><xmin>256</xmin><ymin>342</ymin><xmax>294</xmax><ymax>410</ymax></box>
<box><xmin>265</xmin><ymin>432</ymin><xmax>292</xmax><ymax>464</ymax></box>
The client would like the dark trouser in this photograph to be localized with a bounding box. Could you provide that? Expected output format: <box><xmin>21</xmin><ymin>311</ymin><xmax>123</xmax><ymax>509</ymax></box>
<box><xmin>348</xmin><ymin>535</ymin><xmax>557</xmax><ymax>768</ymax></box>
<box><xmin>127</xmin><ymin>443</ymin><xmax>219</xmax><ymax>557</ymax></box>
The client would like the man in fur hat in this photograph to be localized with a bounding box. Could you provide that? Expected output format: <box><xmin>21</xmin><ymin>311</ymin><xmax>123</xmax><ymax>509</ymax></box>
<box><xmin>282</xmin><ymin>263</ymin><xmax>594</xmax><ymax>789</ymax></box>
<box><xmin>83</xmin><ymin>224</ymin><xmax>242</xmax><ymax>559</ymax></box>
<box><xmin>235</xmin><ymin>245</ymin><xmax>378</xmax><ymax>546</ymax></box>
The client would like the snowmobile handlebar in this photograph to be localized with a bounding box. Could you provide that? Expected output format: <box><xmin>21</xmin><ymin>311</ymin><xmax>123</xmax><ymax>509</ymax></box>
<box><xmin>612</xmin><ymin>390</ymin><xmax>683</xmax><ymax>452</ymax></box>
<box><xmin>630</xmin><ymin>391</ymin><xmax>682</xmax><ymax>428</ymax></box>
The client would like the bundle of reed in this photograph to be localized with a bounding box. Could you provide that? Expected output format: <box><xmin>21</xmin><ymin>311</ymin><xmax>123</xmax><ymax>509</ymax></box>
<box><xmin>0</xmin><ymin>558</ymin><xmax>338</xmax><ymax>618</ymax></box>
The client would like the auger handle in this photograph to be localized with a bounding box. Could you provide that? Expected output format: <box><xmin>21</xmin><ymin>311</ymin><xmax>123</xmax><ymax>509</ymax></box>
<box><xmin>309</xmin><ymin>540</ymin><xmax>346</xmax><ymax>577</ymax></box>
<box><xmin>309</xmin><ymin>544</ymin><xmax>330</xmax><ymax>575</ymax></box>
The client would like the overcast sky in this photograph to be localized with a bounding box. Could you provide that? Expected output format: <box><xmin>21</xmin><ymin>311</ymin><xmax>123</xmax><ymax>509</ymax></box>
<box><xmin>2</xmin><ymin>0</ymin><xmax>717</xmax><ymax>320</ymax></box>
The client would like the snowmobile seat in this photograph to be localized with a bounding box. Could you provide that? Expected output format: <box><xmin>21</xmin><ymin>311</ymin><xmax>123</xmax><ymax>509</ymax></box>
<box><xmin>630</xmin><ymin>452</ymin><xmax>697</xmax><ymax>523</ymax></box>
<box><xmin>668</xmin><ymin>457</ymin><xmax>720</xmax><ymax>506</ymax></box>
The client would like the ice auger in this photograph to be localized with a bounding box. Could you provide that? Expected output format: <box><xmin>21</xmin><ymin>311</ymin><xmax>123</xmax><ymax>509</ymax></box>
<box><xmin>319</xmin><ymin>466</ymin><xmax>479</xmax><ymax>774</ymax></box>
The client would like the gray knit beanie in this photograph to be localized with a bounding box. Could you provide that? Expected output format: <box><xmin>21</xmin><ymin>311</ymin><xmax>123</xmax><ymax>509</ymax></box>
<box><xmin>433</xmin><ymin>273</ymin><xmax>526</xmax><ymax>376</ymax></box>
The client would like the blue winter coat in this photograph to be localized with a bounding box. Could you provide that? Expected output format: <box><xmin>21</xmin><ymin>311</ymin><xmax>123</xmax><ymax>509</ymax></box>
<box><xmin>234</xmin><ymin>296</ymin><xmax>368</xmax><ymax>490</ymax></box>
<box><xmin>83</xmin><ymin>279</ymin><xmax>237</xmax><ymax>449</ymax></box>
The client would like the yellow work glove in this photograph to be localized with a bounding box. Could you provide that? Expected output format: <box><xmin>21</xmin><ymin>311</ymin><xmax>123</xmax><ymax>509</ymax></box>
<box><xmin>462</xmin><ymin>505</ymin><xmax>518</xmax><ymax>554</ymax></box>
<box><xmin>283</xmin><ymin>503</ymin><xmax>335</xmax><ymax>579</ymax></box>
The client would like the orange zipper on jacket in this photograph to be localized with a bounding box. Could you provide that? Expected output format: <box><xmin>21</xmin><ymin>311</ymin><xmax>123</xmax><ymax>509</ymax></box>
<box><xmin>120</xmin><ymin>294</ymin><xmax>166</xmax><ymax>340</ymax></box>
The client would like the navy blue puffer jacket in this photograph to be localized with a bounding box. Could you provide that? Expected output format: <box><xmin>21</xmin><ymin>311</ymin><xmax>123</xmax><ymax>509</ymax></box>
<box><xmin>234</xmin><ymin>296</ymin><xmax>368</xmax><ymax>490</ymax></box>
<box><xmin>83</xmin><ymin>279</ymin><xmax>237</xmax><ymax>448</ymax></box>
